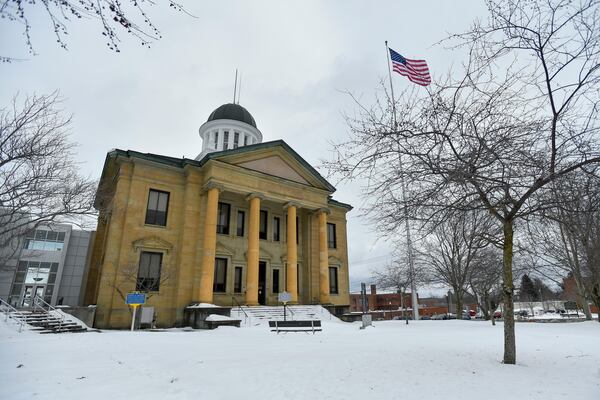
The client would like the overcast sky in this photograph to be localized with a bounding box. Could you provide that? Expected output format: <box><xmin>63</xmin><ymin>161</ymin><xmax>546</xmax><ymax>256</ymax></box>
<box><xmin>1</xmin><ymin>1</ymin><xmax>488</xmax><ymax>293</ymax></box>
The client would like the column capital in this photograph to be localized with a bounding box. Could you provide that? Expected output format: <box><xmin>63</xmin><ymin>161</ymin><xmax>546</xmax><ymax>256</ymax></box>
<box><xmin>283</xmin><ymin>201</ymin><xmax>301</xmax><ymax>210</ymax></box>
<box><xmin>245</xmin><ymin>192</ymin><xmax>266</xmax><ymax>201</ymax></box>
<box><xmin>202</xmin><ymin>181</ymin><xmax>225</xmax><ymax>193</ymax></box>
<box><xmin>315</xmin><ymin>207</ymin><xmax>331</xmax><ymax>215</ymax></box>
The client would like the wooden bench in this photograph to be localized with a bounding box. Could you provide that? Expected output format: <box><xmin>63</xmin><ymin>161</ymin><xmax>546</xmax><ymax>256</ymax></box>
<box><xmin>268</xmin><ymin>320</ymin><xmax>322</xmax><ymax>334</ymax></box>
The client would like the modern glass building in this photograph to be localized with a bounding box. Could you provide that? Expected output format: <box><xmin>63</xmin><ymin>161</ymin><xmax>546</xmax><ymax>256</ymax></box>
<box><xmin>0</xmin><ymin>224</ymin><xmax>94</xmax><ymax>308</ymax></box>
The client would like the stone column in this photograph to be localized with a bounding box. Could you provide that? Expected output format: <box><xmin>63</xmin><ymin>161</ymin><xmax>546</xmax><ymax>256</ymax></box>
<box><xmin>285</xmin><ymin>202</ymin><xmax>299</xmax><ymax>303</ymax></box>
<box><xmin>198</xmin><ymin>183</ymin><xmax>221</xmax><ymax>303</ymax></box>
<box><xmin>318</xmin><ymin>208</ymin><xmax>331</xmax><ymax>304</ymax></box>
<box><xmin>245</xmin><ymin>193</ymin><xmax>263</xmax><ymax>305</ymax></box>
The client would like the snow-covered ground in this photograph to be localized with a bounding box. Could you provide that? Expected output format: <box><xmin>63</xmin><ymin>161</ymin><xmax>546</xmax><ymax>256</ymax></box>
<box><xmin>1</xmin><ymin>317</ymin><xmax>599</xmax><ymax>400</ymax></box>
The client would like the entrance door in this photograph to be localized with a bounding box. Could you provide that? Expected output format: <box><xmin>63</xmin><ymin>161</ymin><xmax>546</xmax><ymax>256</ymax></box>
<box><xmin>258</xmin><ymin>261</ymin><xmax>267</xmax><ymax>305</ymax></box>
<box><xmin>21</xmin><ymin>285</ymin><xmax>45</xmax><ymax>307</ymax></box>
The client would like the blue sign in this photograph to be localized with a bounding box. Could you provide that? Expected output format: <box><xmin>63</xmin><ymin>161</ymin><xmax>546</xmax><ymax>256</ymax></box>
<box><xmin>126</xmin><ymin>293</ymin><xmax>146</xmax><ymax>305</ymax></box>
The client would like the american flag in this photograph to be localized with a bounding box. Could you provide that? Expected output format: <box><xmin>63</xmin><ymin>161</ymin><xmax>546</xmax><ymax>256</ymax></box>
<box><xmin>389</xmin><ymin>48</ymin><xmax>431</xmax><ymax>86</ymax></box>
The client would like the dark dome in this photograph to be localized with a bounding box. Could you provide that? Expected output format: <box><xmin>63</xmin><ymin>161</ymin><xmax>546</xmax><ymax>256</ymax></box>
<box><xmin>207</xmin><ymin>103</ymin><xmax>257</xmax><ymax>128</ymax></box>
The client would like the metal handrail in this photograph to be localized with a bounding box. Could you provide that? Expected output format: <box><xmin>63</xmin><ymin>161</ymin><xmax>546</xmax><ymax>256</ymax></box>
<box><xmin>231</xmin><ymin>297</ymin><xmax>250</xmax><ymax>325</ymax></box>
<box><xmin>33</xmin><ymin>296</ymin><xmax>65</xmax><ymax>331</ymax></box>
<box><xmin>0</xmin><ymin>297</ymin><xmax>25</xmax><ymax>332</ymax></box>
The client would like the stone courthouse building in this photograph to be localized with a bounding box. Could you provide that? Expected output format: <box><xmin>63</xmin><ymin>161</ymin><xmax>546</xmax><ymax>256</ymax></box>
<box><xmin>84</xmin><ymin>103</ymin><xmax>352</xmax><ymax>328</ymax></box>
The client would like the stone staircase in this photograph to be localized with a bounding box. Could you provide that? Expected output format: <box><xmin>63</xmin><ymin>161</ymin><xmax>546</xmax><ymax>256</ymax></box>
<box><xmin>12</xmin><ymin>310</ymin><xmax>88</xmax><ymax>334</ymax></box>
<box><xmin>1</xmin><ymin>298</ymin><xmax>88</xmax><ymax>334</ymax></box>
<box><xmin>230</xmin><ymin>305</ymin><xmax>335</xmax><ymax>326</ymax></box>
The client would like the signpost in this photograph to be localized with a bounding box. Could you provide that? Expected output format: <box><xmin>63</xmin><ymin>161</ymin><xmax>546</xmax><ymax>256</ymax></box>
<box><xmin>126</xmin><ymin>292</ymin><xmax>146</xmax><ymax>331</ymax></box>
<box><xmin>278</xmin><ymin>291</ymin><xmax>292</xmax><ymax>321</ymax></box>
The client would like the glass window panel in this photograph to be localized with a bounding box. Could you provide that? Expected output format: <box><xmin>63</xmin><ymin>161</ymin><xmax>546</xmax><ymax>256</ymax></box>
<box><xmin>32</xmin><ymin>240</ymin><xmax>45</xmax><ymax>250</ymax></box>
<box><xmin>259</xmin><ymin>210</ymin><xmax>268</xmax><ymax>240</ymax></box>
<box><xmin>233</xmin><ymin>132</ymin><xmax>239</xmax><ymax>148</ymax></box>
<box><xmin>25</xmin><ymin>267</ymin><xmax>49</xmax><ymax>284</ymax></box>
<box><xmin>25</xmin><ymin>230</ymin><xmax>35</xmax><ymax>239</ymax></box>
<box><xmin>272</xmin><ymin>269</ymin><xmax>280</xmax><ymax>293</ymax></box>
<box><xmin>17</xmin><ymin>261</ymin><xmax>28</xmax><ymax>271</ymax></box>
<box><xmin>157</xmin><ymin>192</ymin><xmax>169</xmax><ymax>212</ymax></box>
<box><xmin>148</xmin><ymin>190</ymin><xmax>159</xmax><ymax>209</ymax></box>
<box><xmin>273</xmin><ymin>217</ymin><xmax>280</xmax><ymax>241</ymax></box>
<box><xmin>14</xmin><ymin>272</ymin><xmax>26</xmax><ymax>283</ymax></box>
<box><xmin>46</xmin><ymin>231</ymin><xmax>58</xmax><ymax>241</ymax></box>
<box><xmin>327</xmin><ymin>223</ymin><xmax>337</xmax><ymax>249</ymax></box>
<box><xmin>29</xmin><ymin>261</ymin><xmax>40</xmax><ymax>269</ymax></box>
<box><xmin>234</xmin><ymin>266</ymin><xmax>242</xmax><ymax>293</ymax></box>
<box><xmin>223</xmin><ymin>131</ymin><xmax>229</xmax><ymax>149</ymax></box>
<box><xmin>40</xmin><ymin>262</ymin><xmax>51</xmax><ymax>270</ymax></box>
<box><xmin>145</xmin><ymin>190</ymin><xmax>169</xmax><ymax>226</ymax></box>
<box><xmin>35</xmin><ymin>230</ymin><xmax>47</xmax><ymax>240</ymax></box>
<box><xmin>57</xmin><ymin>232</ymin><xmax>65</xmax><ymax>242</ymax></box>
<box><xmin>329</xmin><ymin>267</ymin><xmax>339</xmax><ymax>294</ymax></box>
<box><xmin>213</xmin><ymin>258</ymin><xmax>227</xmax><ymax>292</ymax></box>
<box><xmin>45</xmin><ymin>285</ymin><xmax>53</xmax><ymax>295</ymax></box>
<box><xmin>10</xmin><ymin>284</ymin><xmax>22</xmax><ymax>296</ymax></box>
<box><xmin>214</xmin><ymin>131</ymin><xmax>219</xmax><ymax>148</ymax></box>
<box><xmin>50</xmin><ymin>263</ymin><xmax>59</xmax><ymax>273</ymax></box>
<box><xmin>137</xmin><ymin>252</ymin><xmax>162</xmax><ymax>292</ymax></box>
<box><xmin>48</xmin><ymin>273</ymin><xmax>57</xmax><ymax>284</ymax></box>
<box><xmin>217</xmin><ymin>203</ymin><xmax>230</xmax><ymax>234</ymax></box>
<box><xmin>236</xmin><ymin>211</ymin><xmax>245</xmax><ymax>236</ymax></box>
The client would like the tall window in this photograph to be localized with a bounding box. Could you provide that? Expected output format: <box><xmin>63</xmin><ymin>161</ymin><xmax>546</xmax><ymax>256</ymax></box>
<box><xmin>234</xmin><ymin>266</ymin><xmax>243</xmax><ymax>293</ymax></box>
<box><xmin>233</xmin><ymin>132</ymin><xmax>239</xmax><ymax>148</ymax></box>
<box><xmin>137</xmin><ymin>252</ymin><xmax>162</xmax><ymax>292</ymax></box>
<box><xmin>223</xmin><ymin>131</ymin><xmax>230</xmax><ymax>149</ymax></box>
<box><xmin>259</xmin><ymin>210</ymin><xmax>268</xmax><ymax>240</ymax></box>
<box><xmin>213</xmin><ymin>131</ymin><xmax>219</xmax><ymax>149</ymax></box>
<box><xmin>244</xmin><ymin>135</ymin><xmax>249</xmax><ymax>146</ymax></box>
<box><xmin>217</xmin><ymin>202</ymin><xmax>231</xmax><ymax>234</ymax></box>
<box><xmin>273</xmin><ymin>217</ymin><xmax>280</xmax><ymax>241</ymax></box>
<box><xmin>329</xmin><ymin>266</ymin><xmax>339</xmax><ymax>295</ymax></box>
<box><xmin>272</xmin><ymin>269</ymin><xmax>280</xmax><ymax>293</ymax></box>
<box><xmin>236</xmin><ymin>210</ymin><xmax>245</xmax><ymax>236</ymax></box>
<box><xmin>213</xmin><ymin>258</ymin><xmax>228</xmax><ymax>292</ymax></box>
<box><xmin>327</xmin><ymin>223</ymin><xmax>337</xmax><ymax>249</ymax></box>
<box><xmin>145</xmin><ymin>189</ymin><xmax>169</xmax><ymax>226</ymax></box>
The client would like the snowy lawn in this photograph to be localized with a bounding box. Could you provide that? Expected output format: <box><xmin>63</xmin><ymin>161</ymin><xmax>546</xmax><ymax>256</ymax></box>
<box><xmin>1</xmin><ymin>318</ymin><xmax>599</xmax><ymax>400</ymax></box>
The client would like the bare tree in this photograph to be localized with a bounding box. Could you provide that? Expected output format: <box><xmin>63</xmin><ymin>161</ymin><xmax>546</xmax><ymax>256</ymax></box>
<box><xmin>327</xmin><ymin>0</ymin><xmax>600</xmax><ymax>364</ymax></box>
<box><xmin>469</xmin><ymin>247</ymin><xmax>503</xmax><ymax>324</ymax></box>
<box><xmin>419</xmin><ymin>211</ymin><xmax>494</xmax><ymax>321</ymax></box>
<box><xmin>537</xmin><ymin>170</ymin><xmax>600</xmax><ymax>321</ymax></box>
<box><xmin>0</xmin><ymin>92</ymin><xmax>97</xmax><ymax>265</ymax></box>
<box><xmin>372</xmin><ymin>255</ymin><xmax>428</xmax><ymax>324</ymax></box>
<box><xmin>1</xmin><ymin>0</ymin><xmax>191</xmax><ymax>62</ymax></box>
<box><xmin>107</xmin><ymin>261</ymin><xmax>175</xmax><ymax>308</ymax></box>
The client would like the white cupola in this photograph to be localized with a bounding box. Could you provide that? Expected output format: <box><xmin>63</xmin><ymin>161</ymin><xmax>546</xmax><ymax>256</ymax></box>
<box><xmin>195</xmin><ymin>103</ymin><xmax>263</xmax><ymax>160</ymax></box>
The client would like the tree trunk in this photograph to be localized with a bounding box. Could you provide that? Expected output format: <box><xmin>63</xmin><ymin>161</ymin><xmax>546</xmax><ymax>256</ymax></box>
<box><xmin>574</xmin><ymin>277</ymin><xmax>592</xmax><ymax>320</ymax></box>
<box><xmin>456</xmin><ymin>289</ymin><xmax>463</xmax><ymax>321</ymax></box>
<box><xmin>502</xmin><ymin>220</ymin><xmax>516</xmax><ymax>364</ymax></box>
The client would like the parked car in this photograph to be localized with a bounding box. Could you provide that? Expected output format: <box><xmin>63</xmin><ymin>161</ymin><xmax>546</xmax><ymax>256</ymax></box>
<box><xmin>493</xmin><ymin>311</ymin><xmax>502</xmax><ymax>319</ymax></box>
<box><xmin>420</xmin><ymin>315</ymin><xmax>431</xmax><ymax>320</ymax></box>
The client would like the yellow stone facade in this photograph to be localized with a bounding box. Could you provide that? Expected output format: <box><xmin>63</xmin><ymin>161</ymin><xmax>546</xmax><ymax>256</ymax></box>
<box><xmin>85</xmin><ymin>141</ymin><xmax>352</xmax><ymax>328</ymax></box>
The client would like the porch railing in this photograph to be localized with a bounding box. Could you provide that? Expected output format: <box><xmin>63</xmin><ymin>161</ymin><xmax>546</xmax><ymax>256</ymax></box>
<box><xmin>0</xmin><ymin>297</ymin><xmax>25</xmax><ymax>332</ymax></box>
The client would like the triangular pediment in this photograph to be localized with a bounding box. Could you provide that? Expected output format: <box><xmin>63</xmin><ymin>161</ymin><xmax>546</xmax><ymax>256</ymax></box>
<box><xmin>237</xmin><ymin>155</ymin><xmax>310</xmax><ymax>185</ymax></box>
<box><xmin>207</xmin><ymin>140</ymin><xmax>335</xmax><ymax>192</ymax></box>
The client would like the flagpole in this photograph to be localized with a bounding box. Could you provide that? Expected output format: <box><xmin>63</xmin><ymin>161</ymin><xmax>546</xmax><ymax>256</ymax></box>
<box><xmin>384</xmin><ymin>41</ymin><xmax>419</xmax><ymax>321</ymax></box>
<box><xmin>384</xmin><ymin>41</ymin><xmax>397</xmax><ymax>128</ymax></box>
